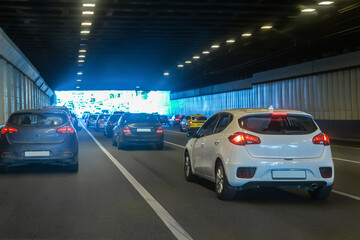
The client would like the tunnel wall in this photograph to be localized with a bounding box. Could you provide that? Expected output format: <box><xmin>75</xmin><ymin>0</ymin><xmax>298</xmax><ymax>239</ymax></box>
<box><xmin>0</xmin><ymin>28</ymin><xmax>53</xmax><ymax>125</ymax></box>
<box><xmin>170</xmin><ymin>51</ymin><xmax>360</xmax><ymax>141</ymax></box>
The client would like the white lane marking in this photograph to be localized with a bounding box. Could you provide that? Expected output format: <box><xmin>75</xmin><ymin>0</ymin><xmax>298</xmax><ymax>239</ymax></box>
<box><xmin>165</xmin><ymin>130</ymin><xmax>186</xmax><ymax>135</ymax></box>
<box><xmin>332</xmin><ymin>145</ymin><xmax>360</xmax><ymax>150</ymax></box>
<box><xmin>81</xmin><ymin>123</ymin><xmax>193</xmax><ymax>240</ymax></box>
<box><xmin>333</xmin><ymin>157</ymin><xmax>360</xmax><ymax>164</ymax></box>
<box><xmin>165</xmin><ymin>141</ymin><xmax>186</xmax><ymax>149</ymax></box>
<box><xmin>332</xmin><ymin>190</ymin><xmax>360</xmax><ymax>201</ymax></box>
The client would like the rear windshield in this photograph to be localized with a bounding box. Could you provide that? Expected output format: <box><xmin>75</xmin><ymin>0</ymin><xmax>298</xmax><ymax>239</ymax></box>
<box><xmin>89</xmin><ymin>115</ymin><xmax>98</xmax><ymax>120</ymax></box>
<box><xmin>98</xmin><ymin>114</ymin><xmax>110</xmax><ymax>119</ymax></box>
<box><xmin>9</xmin><ymin>113</ymin><xmax>68</xmax><ymax>127</ymax></box>
<box><xmin>238</xmin><ymin>114</ymin><xmax>317</xmax><ymax>135</ymax></box>
<box><xmin>109</xmin><ymin>115</ymin><xmax>121</xmax><ymax>122</ymax></box>
<box><xmin>192</xmin><ymin>116</ymin><xmax>207</xmax><ymax>121</ymax></box>
<box><xmin>124</xmin><ymin>114</ymin><xmax>159</xmax><ymax>124</ymax></box>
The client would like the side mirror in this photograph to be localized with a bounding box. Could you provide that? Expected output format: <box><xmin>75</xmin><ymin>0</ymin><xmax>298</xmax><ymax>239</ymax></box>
<box><xmin>187</xmin><ymin>131</ymin><xmax>197</xmax><ymax>138</ymax></box>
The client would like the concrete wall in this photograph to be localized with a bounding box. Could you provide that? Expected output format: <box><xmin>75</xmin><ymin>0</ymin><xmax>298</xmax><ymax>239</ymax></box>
<box><xmin>0</xmin><ymin>28</ymin><xmax>53</xmax><ymax>124</ymax></box>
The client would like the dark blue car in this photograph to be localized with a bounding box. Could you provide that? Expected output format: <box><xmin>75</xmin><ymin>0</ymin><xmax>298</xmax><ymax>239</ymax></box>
<box><xmin>0</xmin><ymin>109</ymin><xmax>79</xmax><ymax>172</ymax></box>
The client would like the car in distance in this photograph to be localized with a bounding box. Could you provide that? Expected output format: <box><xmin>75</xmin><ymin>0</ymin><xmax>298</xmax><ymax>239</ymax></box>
<box><xmin>94</xmin><ymin>114</ymin><xmax>110</xmax><ymax>132</ymax></box>
<box><xmin>86</xmin><ymin>114</ymin><xmax>99</xmax><ymax>128</ymax></box>
<box><xmin>158</xmin><ymin>115</ymin><xmax>169</xmax><ymax>125</ymax></box>
<box><xmin>180</xmin><ymin>114</ymin><xmax>207</xmax><ymax>132</ymax></box>
<box><xmin>112</xmin><ymin>113</ymin><xmax>164</xmax><ymax>150</ymax></box>
<box><xmin>169</xmin><ymin>114</ymin><xmax>184</xmax><ymax>127</ymax></box>
<box><xmin>184</xmin><ymin>108</ymin><xmax>334</xmax><ymax>200</ymax></box>
<box><xmin>104</xmin><ymin>114</ymin><xmax>123</xmax><ymax>137</ymax></box>
<box><xmin>82</xmin><ymin>111</ymin><xmax>90</xmax><ymax>119</ymax></box>
<box><xmin>0</xmin><ymin>109</ymin><xmax>79</xmax><ymax>172</ymax></box>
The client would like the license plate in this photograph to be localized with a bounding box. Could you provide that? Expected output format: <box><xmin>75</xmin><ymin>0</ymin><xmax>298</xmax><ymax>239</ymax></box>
<box><xmin>272</xmin><ymin>170</ymin><xmax>306</xmax><ymax>179</ymax></box>
<box><xmin>25</xmin><ymin>151</ymin><xmax>50</xmax><ymax>157</ymax></box>
<box><xmin>137</xmin><ymin>128</ymin><xmax>151</xmax><ymax>132</ymax></box>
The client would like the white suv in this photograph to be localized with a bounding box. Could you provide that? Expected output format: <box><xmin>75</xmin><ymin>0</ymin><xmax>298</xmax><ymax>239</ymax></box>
<box><xmin>184</xmin><ymin>108</ymin><xmax>334</xmax><ymax>200</ymax></box>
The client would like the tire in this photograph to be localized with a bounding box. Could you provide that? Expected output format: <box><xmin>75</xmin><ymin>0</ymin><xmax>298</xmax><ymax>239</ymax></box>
<box><xmin>117</xmin><ymin>137</ymin><xmax>126</xmax><ymax>150</ymax></box>
<box><xmin>112</xmin><ymin>136</ymin><xmax>117</xmax><ymax>146</ymax></box>
<box><xmin>156</xmin><ymin>141</ymin><xmax>164</xmax><ymax>150</ymax></box>
<box><xmin>180</xmin><ymin>125</ymin><xmax>183</xmax><ymax>132</ymax></box>
<box><xmin>308</xmin><ymin>185</ymin><xmax>332</xmax><ymax>200</ymax></box>
<box><xmin>68</xmin><ymin>162</ymin><xmax>78</xmax><ymax>173</ymax></box>
<box><xmin>184</xmin><ymin>152</ymin><xmax>197</xmax><ymax>182</ymax></box>
<box><xmin>215</xmin><ymin>161</ymin><xmax>236</xmax><ymax>200</ymax></box>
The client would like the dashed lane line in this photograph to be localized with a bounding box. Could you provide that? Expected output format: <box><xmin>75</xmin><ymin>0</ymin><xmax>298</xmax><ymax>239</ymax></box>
<box><xmin>82</xmin><ymin>123</ymin><xmax>193</xmax><ymax>240</ymax></box>
<box><xmin>165</xmin><ymin>130</ymin><xmax>187</xmax><ymax>135</ymax></box>
<box><xmin>164</xmin><ymin>141</ymin><xmax>186</xmax><ymax>149</ymax></box>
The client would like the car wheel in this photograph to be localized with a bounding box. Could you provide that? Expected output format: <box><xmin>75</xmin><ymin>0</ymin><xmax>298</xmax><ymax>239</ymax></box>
<box><xmin>68</xmin><ymin>162</ymin><xmax>78</xmax><ymax>173</ymax></box>
<box><xmin>112</xmin><ymin>136</ymin><xmax>117</xmax><ymax>146</ymax></box>
<box><xmin>156</xmin><ymin>141</ymin><xmax>164</xmax><ymax>150</ymax></box>
<box><xmin>184</xmin><ymin>152</ymin><xmax>196</xmax><ymax>182</ymax></box>
<box><xmin>117</xmin><ymin>137</ymin><xmax>126</xmax><ymax>150</ymax></box>
<box><xmin>215</xmin><ymin>161</ymin><xmax>236</xmax><ymax>200</ymax></box>
<box><xmin>308</xmin><ymin>185</ymin><xmax>332</xmax><ymax>200</ymax></box>
<box><xmin>180</xmin><ymin>125</ymin><xmax>183</xmax><ymax>132</ymax></box>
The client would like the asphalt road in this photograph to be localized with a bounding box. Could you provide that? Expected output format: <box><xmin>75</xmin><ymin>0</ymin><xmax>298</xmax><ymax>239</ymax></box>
<box><xmin>0</xmin><ymin>123</ymin><xmax>359</xmax><ymax>240</ymax></box>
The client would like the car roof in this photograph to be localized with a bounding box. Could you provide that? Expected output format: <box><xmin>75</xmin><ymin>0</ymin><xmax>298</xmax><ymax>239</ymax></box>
<box><xmin>217</xmin><ymin>108</ymin><xmax>311</xmax><ymax>117</ymax></box>
<box><xmin>189</xmin><ymin>114</ymin><xmax>206</xmax><ymax>117</ymax></box>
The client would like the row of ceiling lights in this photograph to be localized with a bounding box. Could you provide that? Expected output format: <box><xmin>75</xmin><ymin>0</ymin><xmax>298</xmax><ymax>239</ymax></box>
<box><xmin>76</xmin><ymin>2</ymin><xmax>96</xmax><ymax>89</ymax></box>
<box><xmin>163</xmin><ymin>1</ymin><xmax>334</xmax><ymax>76</ymax></box>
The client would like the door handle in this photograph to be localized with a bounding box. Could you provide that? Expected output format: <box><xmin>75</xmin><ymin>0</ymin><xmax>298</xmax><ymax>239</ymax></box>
<box><xmin>214</xmin><ymin>140</ymin><xmax>220</xmax><ymax>145</ymax></box>
<box><xmin>201</xmin><ymin>143</ymin><xmax>205</xmax><ymax>148</ymax></box>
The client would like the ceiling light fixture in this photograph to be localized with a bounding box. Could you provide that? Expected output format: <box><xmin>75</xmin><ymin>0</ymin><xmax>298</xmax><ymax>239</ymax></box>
<box><xmin>77</xmin><ymin>79</ymin><xmax>82</xmax><ymax>82</ymax></box>
<box><xmin>79</xmin><ymin>50</ymin><xmax>86</xmax><ymax>53</ymax></box>
<box><xmin>82</xmin><ymin>11</ymin><xmax>94</xmax><ymax>15</ymax></box>
<box><xmin>81</xmin><ymin>30</ymin><xmax>90</xmax><ymax>34</ymax></box>
<box><xmin>164</xmin><ymin>72</ymin><xmax>169</xmax><ymax>76</ymax></box>
<box><xmin>77</xmin><ymin>72</ymin><xmax>83</xmax><ymax>75</ymax></box>
<box><xmin>226</xmin><ymin>39</ymin><xmax>236</xmax><ymax>43</ymax></box>
<box><xmin>83</xmin><ymin>3</ymin><xmax>96</xmax><ymax>7</ymax></box>
<box><xmin>318</xmin><ymin>1</ymin><xmax>333</xmax><ymax>5</ymax></box>
<box><xmin>78</xmin><ymin>55</ymin><xmax>86</xmax><ymax>58</ymax></box>
<box><xmin>193</xmin><ymin>56</ymin><xmax>200</xmax><ymax>59</ymax></box>
<box><xmin>80</xmin><ymin>43</ymin><xmax>87</xmax><ymax>46</ymax></box>
<box><xmin>211</xmin><ymin>45</ymin><xmax>220</xmax><ymax>48</ymax></box>
<box><xmin>261</xmin><ymin>25</ymin><xmax>273</xmax><ymax>29</ymax></box>
<box><xmin>202</xmin><ymin>51</ymin><xmax>210</xmax><ymax>54</ymax></box>
<box><xmin>242</xmin><ymin>33</ymin><xmax>252</xmax><ymax>37</ymax></box>
<box><xmin>178</xmin><ymin>64</ymin><xmax>184</xmax><ymax>68</ymax></box>
<box><xmin>81</xmin><ymin>22</ymin><xmax>92</xmax><ymax>26</ymax></box>
<box><xmin>78</xmin><ymin>60</ymin><xmax>85</xmax><ymax>63</ymax></box>
<box><xmin>185</xmin><ymin>61</ymin><xmax>192</xmax><ymax>64</ymax></box>
<box><xmin>76</xmin><ymin>86</ymin><xmax>80</xmax><ymax>89</ymax></box>
<box><xmin>301</xmin><ymin>8</ymin><xmax>316</xmax><ymax>12</ymax></box>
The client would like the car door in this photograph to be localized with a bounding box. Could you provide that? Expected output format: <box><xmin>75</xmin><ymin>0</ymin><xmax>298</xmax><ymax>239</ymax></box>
<box><xmin>192</xmin><ymin>114</ymin><xmax>220</xmax><ymax>176</ymax></box>
<box><xmin>182</xmin><ymin>116</ymin><xmax>190</xmax><ymax>130</ymax></box>
<box><xmin>203</xmin><ymin>113</ymin><xmax>233</xmax><ymax>177</ymax></box>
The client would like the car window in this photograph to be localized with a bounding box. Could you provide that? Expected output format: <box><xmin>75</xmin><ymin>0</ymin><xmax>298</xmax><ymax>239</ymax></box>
<box><xmin>109</xmin><ymin>115</ymin><xmax>121</xmax><ymax>122</ymax></box>
<box><xmin>197</xmin><ymin>114</ymin><xmax>219</xmax><ymax>137</ymax></box>
<box><xmin>239</xmin><ymin>114</ymin><xmax>318</xmax><ymax>135</ymax></box>
<box><xmin>192</xmin><ymin>116</ymin><xmax>207</xmax><ymax>121</ymax></box>
<box><xmin>214</xmin><ymin>113</ymin><xmax>233</xmax><ymax>134</ymax></box>
<box><xmin>9</xmin><ymin>113</ymin><xmax>68</xmax><ymax>127</ymax></box>
<box><xmin>185</xmin><ymin>116</ymin><xmax>191</xmax><ymax>120</ymax></box>
<box><xmin>123</xmin><ymin>114</ymin><xmax>159</xmax><ymax>124</ymax></box>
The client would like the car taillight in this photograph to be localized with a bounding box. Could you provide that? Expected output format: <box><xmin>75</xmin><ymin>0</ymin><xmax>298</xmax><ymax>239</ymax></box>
<box><xmin>228</xmin><ymin>132</ymin><xmax>261</xmax><ymax>145</ymax></box>
<box><xmin>271</xmin><ymin>113</ymin><xmax>288</xmax><ymax>116</ymax></box>
<box><xmin>123</xmin><ymin>126</ymin><xmax>131</xmax><ymax>133</ymax></box>
<box><xmin>319</xmin><ymin>167</ymin><xmax>332</xmax><ymax>178</ymax></box>
<box><xmin>237</xmin><ymin>167</ymin><xmax>257</xmax><ymax>178</ymax></box>
<box><xmin>98</xmin><ymin>120</ymin><xmax>101</xmax><ymax>123</ymax></box>
<box><xmin>156</xmin><ymin>126</ymin><xmax>164</xmax><ymax>133</ymax></box>
<box><xmin>190</xmin><ymin>121</ymin><xmax>193</xmax><ymax>124</ymax></box>
<box><xmin>110</xmin><ymin>123</ymin><xmax>113</xmax><ymax>126</ymax></box>
<box><xmin>313</xmin><ymin>133</ymin><xmax>330</xmax><ymax>146</ymax></box>
<box><xmin>1</xmin><ymin>126</ymin><xmax>18</xmax><ymax>135</ymax></box>
<box><xmin>57</xmin><ymin>126</ymin><xmax>75</xmax><ymax>134</ymax></box>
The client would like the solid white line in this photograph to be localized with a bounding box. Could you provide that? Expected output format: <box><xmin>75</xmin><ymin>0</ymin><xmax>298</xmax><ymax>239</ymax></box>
<box><xmin>332</xmin><ymin>190</ymin><xmax>360</xmax><ymax>201</ymax></box>
<box><xmin>333</xmin><ymin>157</ymin><xmax>360</xmax><ymax>164</ymax></box>
<box><xmin>165</xmin><ymin>130</ymin><xmax>186</xmax><ymax>135</ymax></box>
<box><xmin>164</xmin><ymin>141</ymin><xmax>186</xmax><ymax>149</ymax></box>
<box><xmin>81</xmin><ymin>123</ymin><xmax>193</xmax><ymax>240</ymax></box>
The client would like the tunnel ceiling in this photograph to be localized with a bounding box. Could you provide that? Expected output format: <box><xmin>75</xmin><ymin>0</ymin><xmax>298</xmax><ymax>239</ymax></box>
<box><xmin>1</xmin><ymin>0</ymin><xmax>360</xmax><ymax>91</ymax></box>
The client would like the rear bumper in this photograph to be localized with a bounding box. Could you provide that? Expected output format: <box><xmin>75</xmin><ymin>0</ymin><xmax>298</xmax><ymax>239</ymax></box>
<box><xmin>121</xmin><ymin>134</ymin><xmax>164</xmax><ymax>145</ymax></box>
<box><xmin>0</xmin><ymin>156</ymin><xmax>78</xmax><ymax>167</ymax></box>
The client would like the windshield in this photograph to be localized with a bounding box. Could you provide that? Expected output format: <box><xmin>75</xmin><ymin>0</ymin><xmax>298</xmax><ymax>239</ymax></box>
<box><xmin>9</xmin><ymin>113</ymin><xmax>68</xmax><ymax>127</ymax></box>
<box><xmin>124</xmin><ymin>114</ymin><xmax>159</xmax><ymax>124</ymax></box>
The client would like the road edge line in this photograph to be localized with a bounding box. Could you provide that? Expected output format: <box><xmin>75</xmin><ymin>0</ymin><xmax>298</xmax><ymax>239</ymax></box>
<box><xmin>332</xmin><ymin>190</ymin><xmax>360</xmax><ymax>201</ymax></box>
<box><xmin>164</xmin><ymin>141</ymin><xmax>186</xmax><ymax>149</ymax></box>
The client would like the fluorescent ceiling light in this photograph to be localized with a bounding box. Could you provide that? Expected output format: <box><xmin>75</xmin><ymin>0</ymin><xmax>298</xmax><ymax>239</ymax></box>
<box><xmin>185</xmin><ymin>61</ymin><xmax>192</xmax><ymax>64</ymax></box>
<box><xmin>261</xmin><ymin>25</ymin><xmax>273</xmax><ymax>29</ymax></box>
<box><xmin>163</xmin><ymin>72</ymin><xmax>169</xmax><ymax>76</ymax></box>
<box><xmin>82</xmin><ymin>11</ymin><xmax>94</xmax><ymax>15</ymax></box>
<box><xmin>79</xmin><ymin>50</ymin><xmax>86</xmax><ymax>53</ymax></box>
<box><xmin>77</xmin><ymin>79</ymin><xmax>82</xmax><ymax>82</ymax></box>
<box><xmin>81</xmin><ymin>22</ymin><xmax>92</xmax><ymax>26</ymax></box>
<box><xmin>318</xmin><ymin>1</ymin><xmax>333</xmax><ymax>5</ymax></box>
<box><xmin>78</xmin><ymin>55</ymin><xmax>86</xmax><ymax>58</ymax></box>
<box><xmin>226</xmin><ymin>39</ymin><xmax>236</xmax><ymax>43</ymax></box>
<box><xmin>80</xmin><ymin>43</ymin><xmax>87</xmax><ymax>46</ymax></box>
<box><xmin>81</xmin><ymin>30</ymin><xmax>90</xmax><ymax>34</ymax></box>
<box><xmin>242</xmin><ymin>33</ymin><xmax>252</xmax><ymax>37</ymax></box>
<box><xmin>77</xmin><ymin>72</ymin><xmax>83</xmax><ymax>75</ymax></box>
<box><xmin>193</xmin><ymin>56</ymin><xmax>200</xmax><ymax>59</ymax></box>
<box><xmin>301</xmin><ymin>8</ymin><xmax>316</xmax><ymax>12</ymax></box>
<box><xmin>211</xmin><ymin>45</ymin><xmax>220</xmax><ymax>48</ymax></box>
<box><xmin>202</xmin><ymin>51</ymin><xmax>210</xmax><ymax>54</ymax></box>
<box><xmin>76</xmin><ymin>86</ymin><xmax>80</xmax><ymax>89</ymax></box>
<box><xmin>178</xmin><ymin>64</ymin><xmax>184</xmax><ymax>68</ymax></box>
<box><xmin>83</xmin><ymin>3</ymin><xmax>96</xmax><ymax>7</ymax></box>
<box><xmin>78</xmin><ymin>60</ymin><xmax>85</xmax><ymax>63</ymax></box>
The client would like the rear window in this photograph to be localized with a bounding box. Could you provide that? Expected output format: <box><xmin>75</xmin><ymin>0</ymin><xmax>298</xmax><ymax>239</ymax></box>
<box><xmin>98</xmin><ymin>114</ymin><xmax>110</xmax><ymax>119</ymax></box>
<box><xmin>109</xmin><ymin>115</ymin><xmax>121</xmax><ymax>122</ymax></box>
<box><xmin>124</xmin><ymin>114</ymin><xmax>159</xmax><ymax>124</ymax></box>
<box><xmin>238</xmin><ymin>114</ymin><xmax>317</xmax><ymax>135</ymax></box>
<box><xmin>89</xmin><ymin>115</ymin><xmax>98</xmax><ymax>120</ymax></box>
<box><xmin>9</xmin><ymin>113</ymin><xmax>68</xmax><ymax>127</ymax></box>
<box><xmin>192</xmin><ymin>116</ymin><xmax>207</xmax><ymax>121</ymax></box>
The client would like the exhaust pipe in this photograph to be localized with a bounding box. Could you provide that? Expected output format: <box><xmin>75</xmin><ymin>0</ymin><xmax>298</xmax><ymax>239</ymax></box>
<box><xmin>311</xmin><ymin>183</ymin><xmax>319</xmax><ymax>189</ymax></box>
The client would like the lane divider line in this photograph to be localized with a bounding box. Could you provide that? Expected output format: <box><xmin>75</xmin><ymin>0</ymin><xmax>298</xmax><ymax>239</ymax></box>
<box><xmin>333</xmin><ymin>157</ymin><xmax>359</xmax><ymax>164</ymax></box>
<box><xmin>165</xmin><ymin>130</ymin><xmax>187</xmax><ymax>135</ymax></box>
<box><xmin>164</xmin><ymin>141</ymin><xmax>186</xmax><ymax>149</ymax></box>
<box><xmin>81</xmin><ymin>123</ymin><xmax>193</xmax><ymax>240</ymax></box>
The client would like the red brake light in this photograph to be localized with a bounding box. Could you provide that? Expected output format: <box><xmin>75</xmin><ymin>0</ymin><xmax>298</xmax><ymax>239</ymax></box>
<box><xmin>175</xmin><ymin>118</ymin><xmax>179</xmax><ymax>121</ymax></box>
<box><xmin>271</xmin><ymin>113</ymin><xmax>288</xmax><ymax>116</ymax></box>
<box><xmin>156</xmin><ymin>126</ymin><xmax>164</xmax><ymax>133</ymax></box>
<box><xmin>110</xmin><ymin>123</ymin><xmax>113</xmax><ymax>126</ymax></box>
<box><xmin>1</xmin><ymin>126</ymin><xmax>18</xmax><ymax>135</ymax></box>
<box><xmin>228</xmin><ymin>132</ymin><xmax>261</xmax><ymax>145</ymax></box>
<box><xmin>57</xmin><ymin>126</ymin><xmax>75</xmax><ymax>134</ymax></box>
<box><xmin>313</xmin><ymin>133</ymin><xmax>330</xmax><ymax>146</ymax></box>
<box><xmin>123</xmin><ymin>125</ymin><xmax>131</xmax><ymax>133</ymax></box>
<box><xmin>98</xmin><ymin>120</ymin><xmax>101</xmax><ymax>123</ymax></box>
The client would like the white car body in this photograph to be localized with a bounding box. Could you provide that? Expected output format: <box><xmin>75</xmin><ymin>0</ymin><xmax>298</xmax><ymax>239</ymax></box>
<box><xmin>184</xmin><ymin>108</ymin><xmax>334</xmax><ymax>200</ymax></box>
